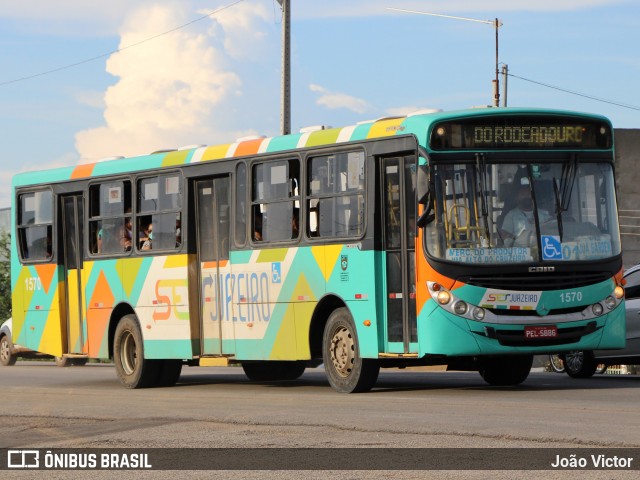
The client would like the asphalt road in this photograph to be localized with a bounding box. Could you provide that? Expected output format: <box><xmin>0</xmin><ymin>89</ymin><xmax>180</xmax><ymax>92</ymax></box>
<box><xmin>2</xmin><ymin>362</ymin><xmax>640</xmax><ymax>479</ymax></box>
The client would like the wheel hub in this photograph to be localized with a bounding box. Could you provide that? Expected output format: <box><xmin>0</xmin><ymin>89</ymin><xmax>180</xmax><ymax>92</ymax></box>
<box><xmin>120</xmin><ymin>330</ymin><xmax>137</xmax><ymax>375</ymax></box>
<box><xmin>330</xmin><ymin>326</ymin><xmax>354</xmax><ymax>377</ymax></box>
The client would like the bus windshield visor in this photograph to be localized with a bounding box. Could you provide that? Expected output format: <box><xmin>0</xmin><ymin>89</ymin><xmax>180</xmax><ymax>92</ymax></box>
<box><xmin>424</xmin><ymin>160</ymin><xmax>621</xmax><ymax>264</ymax></box>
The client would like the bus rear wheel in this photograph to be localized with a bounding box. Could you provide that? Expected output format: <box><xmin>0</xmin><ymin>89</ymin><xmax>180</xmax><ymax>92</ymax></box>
<box><xmin>242</xmin><ymin>361</ymin><xmax>306</xmax><ymax>381</ymax></box>
<box><xmin>323</xmin><ymin>307</ymin><xmax>379</xmax><ymax>393</ymax></box>
<box><xmin>479</xmin><ymin>355</ymin><xmax>533</xmax><ymax>386</ymax></box>
<box><xmin>113</xmin><ymin>314</ymin><xmax>160</xmax><ymax>388</ymax></box>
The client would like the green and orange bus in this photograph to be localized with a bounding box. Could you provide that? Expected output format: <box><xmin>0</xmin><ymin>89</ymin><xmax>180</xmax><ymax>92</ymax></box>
<box><xmin>9</xmin><ymin>107</ymin><xmax>625</xmax><ymax>392</ymax></box>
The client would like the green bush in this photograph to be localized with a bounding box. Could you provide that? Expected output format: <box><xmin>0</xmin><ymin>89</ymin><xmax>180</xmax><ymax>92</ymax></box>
<box><xmin>0</xmin><ymin>232</ymin><xmax>11</xmax><ymax>321</ymax></box>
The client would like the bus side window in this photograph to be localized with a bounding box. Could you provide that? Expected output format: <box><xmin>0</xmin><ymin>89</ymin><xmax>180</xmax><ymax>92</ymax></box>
<box><xmin>251</xmin><ymin>159</ymin><xmax>299</xmax><ymax>243</ymax></box>
<box><xmin>306</xmin><ymin>151</ymin><xmax>365</xmax><ymax>239</ymax></box>
<box><xmin>17</xmin><ymin>190</ymin><xmax>53</xmax><ymax>262</ymax></box>
<box><xmin>88</xmin><ymin>181</ymin><xmax>132</xmax><ymax>256</ymax></box>
<box><xmin>137</xmin><ymin>174</ymin><xmax>182</xmax><ymax>252</ymax></box>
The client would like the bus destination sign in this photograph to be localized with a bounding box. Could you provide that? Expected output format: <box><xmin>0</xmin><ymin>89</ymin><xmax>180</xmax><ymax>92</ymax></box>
<box><xmin>430</xmin><ymin>116</ymin><xmax>612</xmax><ymax>150</ymax></box>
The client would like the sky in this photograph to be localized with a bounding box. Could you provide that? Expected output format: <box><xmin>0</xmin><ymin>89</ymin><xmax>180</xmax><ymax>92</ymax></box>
<box><xmin>0</xmin><ymin>0</ymin><xmax>639</xmax><ymax>205</ymax></box>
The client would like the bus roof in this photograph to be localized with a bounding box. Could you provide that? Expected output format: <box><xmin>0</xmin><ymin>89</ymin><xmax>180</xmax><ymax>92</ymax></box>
<box><xmin>12</xmin><ymin>107</ymin><xmax>612</xmax><ymax>188</ymax></box>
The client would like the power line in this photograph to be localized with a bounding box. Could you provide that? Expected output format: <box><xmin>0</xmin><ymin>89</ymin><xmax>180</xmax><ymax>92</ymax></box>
<box><xmin>0</xmin><ymin>0</ymin><xmax>245</xmax><ymax>87</ymax></box>
<box><xmin>508</xmin><ymin>72</ymin><xmax>640</xmax><ymax>111</ymax></box>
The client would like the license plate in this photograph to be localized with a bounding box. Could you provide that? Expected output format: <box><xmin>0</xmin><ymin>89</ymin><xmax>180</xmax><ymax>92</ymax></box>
<box><xmin>524</xmin><ymin>326</ymin><xmax>558</xmax><ymax>339</ymax></box>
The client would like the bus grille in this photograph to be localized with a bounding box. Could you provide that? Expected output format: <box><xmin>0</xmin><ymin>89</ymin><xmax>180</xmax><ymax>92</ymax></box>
<box><xmin>459</xmin><ymin>272</ymin><xmax>610</xmax><ymax>291</ymax></box>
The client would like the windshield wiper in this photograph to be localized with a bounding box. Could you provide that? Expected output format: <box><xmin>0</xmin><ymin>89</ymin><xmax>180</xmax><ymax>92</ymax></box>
<box><xmin>552</xmin><ymin>154</ymin><xmax>578</xmax><ymax>242</ymax></box>
<box><xmin>475</xmin><ymin>154</ymin><xmax>491</xmax><ymax>245</ymax></box>
<box><xmin>552</xmin><ymin>178</ymin><xmax>564</xmax><ymax>241</ymax></box>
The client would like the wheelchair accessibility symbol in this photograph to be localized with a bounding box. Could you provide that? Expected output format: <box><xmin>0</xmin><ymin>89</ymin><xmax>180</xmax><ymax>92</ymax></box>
<box><xmin>272</xmin><ymin>262</ymin><xmax>282</xmax><ymax>283</ymax></box>
<box><xmin>541</xmin><ymin>235</ymin><xmax>563</xmax><ymax>260</ymax></box>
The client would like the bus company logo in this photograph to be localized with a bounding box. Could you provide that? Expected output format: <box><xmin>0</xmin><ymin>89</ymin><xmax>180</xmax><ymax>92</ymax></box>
<box><xmin>7</xmin><ymin>450</ymin><xmax>39</xmax><ymax>469</ymax></box>
<box><xmin>271</xmin><ymin>263</ymin><xmax>282</xmax><ymax>283</ymax></box>
<box><xmin>341</xmin><ymin>255</ymin><xmax>348</xmax><ymax>271</ymax></box>
<box><xmin>480</xmin><ymin>290</ymin><xmax>541</xmax><ymax>309</ymax></box>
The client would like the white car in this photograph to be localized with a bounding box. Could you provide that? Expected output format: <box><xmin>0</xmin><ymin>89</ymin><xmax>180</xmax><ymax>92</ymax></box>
<box><xmin>0</xmin><ymin>318</ymin><xmax>86</xmax><ymax>367</ymax></box>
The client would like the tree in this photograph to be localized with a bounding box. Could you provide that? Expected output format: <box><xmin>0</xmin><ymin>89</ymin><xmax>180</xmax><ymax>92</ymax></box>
<box><xmin>0</xmin><ymin>232</ymin><xmax>11</xmax><ymax>321</ymax></box>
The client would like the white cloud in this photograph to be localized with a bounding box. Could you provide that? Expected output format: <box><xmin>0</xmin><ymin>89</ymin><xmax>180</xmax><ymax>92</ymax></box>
<box><xmin>206</xmin><ymin>2</ymin><xmax>271</xmax><ymax>60</ymax></box>
<box><xmin>74</xmin><ymin>3</ymin><xmax>265</xmax><ymax>160</ymax></box>
<box><xmin>74</xmin><ymin>91</ymin><xmax>106</xmax><ymax>109</ymax></box>
<box><xmin>309</xmin><ymin>84</ymin><xmax>371</xmax><ymax>114</ymax></box>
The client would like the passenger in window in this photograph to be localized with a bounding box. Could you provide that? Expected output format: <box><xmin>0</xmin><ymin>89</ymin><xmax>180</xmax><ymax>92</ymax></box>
<box><xmin>120</xmin><ymin>216</ymin><xmax>133</xmax><ymax>251</ymax></box>
<box><xmin>254</xmin><ymin>213</ymin><xmax>263</xmax><ymax>241</ymax></box>
<box><xmin>175</xmin><ymin>217</ymin><xmax>182</xmax><ymax>247</ymax></box>
<box><xmin>96</xmin><ymin>226</ymin><xmax>103</xmax><ymax>253</ymax></box>
<box><xmin>140</xmin><ymin>222</ymin><xmax>153</xmax><ymax>250</ymax></box>
<box><xmin>292</xmin><ymin>208</ymin><xmax>299</xmax><ymax>239</ymax></box>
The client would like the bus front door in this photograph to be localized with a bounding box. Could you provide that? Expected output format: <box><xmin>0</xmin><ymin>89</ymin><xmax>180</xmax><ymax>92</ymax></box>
<box><xmin>382</xmin><ymin>156</ymin><xmax>417</xmax><ymax>353</ymax></box>
<box><xmin>195</xmin><ymin>177</ymin><xmax>233</xmax><ymax>356</ymax></box>
<box><xmin>61</xmin><ymin>194</ymin><xmax>86</xmax><ymax>355</ymax></box>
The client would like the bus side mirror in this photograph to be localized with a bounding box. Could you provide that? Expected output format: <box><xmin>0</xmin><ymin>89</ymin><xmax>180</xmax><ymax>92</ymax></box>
<box><xmin>417</xmin><ymin>164</ymin><xmax>430</xmax><ymax>205</ymax></box>
<box><xmin>416</xmin><ymin>164</ymin><xmax>435</xmax><ymax>228</ymax></box>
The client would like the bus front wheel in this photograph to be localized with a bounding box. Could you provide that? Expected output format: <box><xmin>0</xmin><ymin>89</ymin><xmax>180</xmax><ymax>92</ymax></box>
<box><xmin>322</xmin><ymin>308</ymin><xmax>379</xmax><ymax>393</ymax></box>
<box><xmin>478</xmin><ymin>355</ymin><xmax>533</xmax><ymax>386</ymax></box>
<box><xmin>113</xmin><ymin>314</ymin><xmax>160</xmax><ymax>388</ymax></box>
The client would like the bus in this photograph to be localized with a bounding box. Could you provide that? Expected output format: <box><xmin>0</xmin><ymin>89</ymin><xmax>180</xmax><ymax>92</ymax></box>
<box><xmin>9</xmin><ymin>107</ymin><xmax>625</xmax><ymax>392</ymax></box>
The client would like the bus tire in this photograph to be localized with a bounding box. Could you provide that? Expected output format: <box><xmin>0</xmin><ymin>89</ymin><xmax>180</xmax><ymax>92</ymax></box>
<box><xmin>242</xmin><ymin>361</ymin><xmax>306</xmax><ymax>381</ymax></box>
<box><xmin>113</xmin><ymin>314</ymin><xmax>160</xmax><ymax>388</ymax></box>
<box><xmin>72</xmin><ymin>358</ymin><xmax>88</xmax><ymax>366</ymax></box>
<box><xmin>563</xmin><ymin>350</ymin><xmax>598</xmax><ymax>379</ymax></box>
<box><xmin>322</xmin><ymin>307</ymin><xmax>379</xmax><ymax>393</ymax></box>
<box><xmin>479</xmin><ymin>355</ymin><xmax>533</xmax><ymax>386</ymax></box>
<box><xmin>0</xmin><ymin>334</ymin><xmax>17</xmax><ymax>366</ymax></box>
<box><xmin>156</xmin><ymin>360</ymin><xmax>183</xmax><ymax>387</ymax></box>
<box><xmin>55</xmin><ymin>356</ymin><xmax>72</xmax><ymax>367</ymax></box>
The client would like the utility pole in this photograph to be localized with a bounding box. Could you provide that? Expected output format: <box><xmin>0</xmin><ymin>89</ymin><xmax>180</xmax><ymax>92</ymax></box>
<box><xmin>277</xmin><ymin>0</ymin><xmax>291</xmax><ymax>135</ymax></box>
<box><xmin>493</xmin><ymin>18</ymin><xmax>501</xmax><ymax>107</ymax></box>
<box><xmin>502</xmin><ymin>64</ymin><xmax>508</xmax><ymax>107</ymax></box>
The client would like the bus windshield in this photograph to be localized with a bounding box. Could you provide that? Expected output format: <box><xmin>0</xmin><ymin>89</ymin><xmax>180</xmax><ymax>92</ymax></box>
<box><xmin>425</xmin><ymin>158</ymin><xmax>621</xmax><ymax>265</ymax></box>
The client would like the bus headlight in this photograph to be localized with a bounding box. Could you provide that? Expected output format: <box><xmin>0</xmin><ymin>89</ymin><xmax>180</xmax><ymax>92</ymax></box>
<box><xmin>453</xmin><ymin>301</ymin><xmax>468</xmax><ymax>315</ymax></box>
<box><xmin>592</xmin><ymin>303</ymin><xmax>604</xmax><ymax>316</ymax></box>
<box><xmin>437</xmin><ymin>291</ymin><xmax>451</xmax><ymax>305</ymax></box>
<box><xmin>614</xmin><ymin>286</ymin><xmax>624</xmax><ymax>299</ymax></box>
<box><xmin>604</xmin><ymin>296</ymin><xmax>616</xmax><ymax>310</ymax></box>
<box><xmin>472</xmin><ymin>307</ymin><xmax>486</xmax><ymax>321</ymax></box>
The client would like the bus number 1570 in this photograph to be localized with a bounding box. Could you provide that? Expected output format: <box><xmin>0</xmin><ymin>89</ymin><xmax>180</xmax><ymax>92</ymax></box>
<box><xmin>560</xmin><ymin>291</ymin><xmax>582</xmax><ymax>303</ymax></box>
